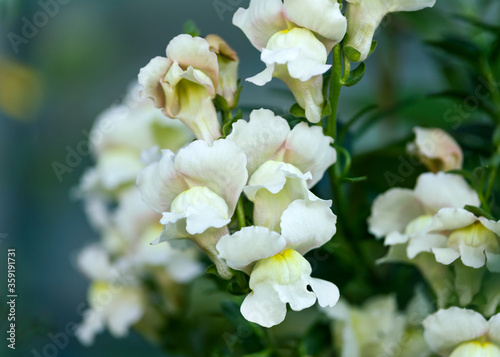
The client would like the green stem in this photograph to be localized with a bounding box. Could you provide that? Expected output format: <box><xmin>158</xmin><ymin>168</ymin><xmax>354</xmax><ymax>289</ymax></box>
<box><xmin>327</xmin><ymin>44</ymin><xmax>343</xmax><ymax>139</ymax></box>
<box><xmin>485</xmin><ymin>165</ymin><xmax>497</xmax><ymax>203</ymax></box>
<box><xmin>236</xmin><ymin>198</ymin><xmax>246</xmax><ymax>228</ymax></box>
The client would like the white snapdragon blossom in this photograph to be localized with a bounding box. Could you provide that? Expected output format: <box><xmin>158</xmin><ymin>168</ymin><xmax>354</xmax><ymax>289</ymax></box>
<box><xmin>245</xmin><ymin>160</ymin><xmax>328</xmax><ymax>231</ymax></box>
<box><xmin>233</xmin><ymin>0</ymin><xmax>346</xmax><ymax>123</ymax></box>
<box><xmin>80</xmin><ymin>83</ymin><xmax>193</xmax><ymax>195</ymax></box>
<box><xmin>324</xmin><ymin>294</ymin><xmax>432</xmax><ymax>357</ymax></box>
<box><xmin>75</xmin><ymin>245</ymin><xmax>145</xmax><ymax>346</ymax></box>
<box><xmin>369</xmin><ymin>172</ymin><xmax>482</xmax><ymax>305</ymax></box>
<box><xmin>369</xmin><ymin>172</ymin><xmax>480</xmax><ymax>260</ymax></box>
<box><xmin>109</xmin><ymin>188</ymin><xmax>203</xmax><ymax>282</ymax></box>
<box><xmin>227</xmin><ymin>109</ymin><xmax>336</xmax><ymax>186</ymax></box>
<box><xmin>217</xmin><ymin>199</ymin><xmax>339</xmax><ymax>327</ymax></box>
<box><xmin>407</xmin><ymin>127</ymin><xmax>463</xmax><ymax>173</ymax></box>
<box><xmin>139</xmin><ymin>34</ymin><xmax>233</xmax><ymax>143</ymax></box>
<box><xmin>344</xmin><ymin>0</ymin><xmax>436</xmax><ymax>62</ymax></box>
<box><xmin>422</xmin><ymin>208</ymin><xmax>500</xmax><ymax>272</ymax></box>
<box><xmin>137</xmin><ymin>139</ymin><xmax>248</xmax><ymax>279</ymax></box>
<box><xmin>227</xmin><ymin>108</ymin><xmax>336</xmax><ymax>230</ymax></box>
<box><xmin>423</xmin><ymin>307</ymin><xmax>500</xmax><ymax>357</ymax></box>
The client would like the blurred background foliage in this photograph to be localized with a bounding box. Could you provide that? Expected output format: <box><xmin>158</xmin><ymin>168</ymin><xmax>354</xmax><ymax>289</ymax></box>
<box><xmin>0</xmin><ymin>0</ymin><xmax>499</xmax><ymax>356</ymax></box>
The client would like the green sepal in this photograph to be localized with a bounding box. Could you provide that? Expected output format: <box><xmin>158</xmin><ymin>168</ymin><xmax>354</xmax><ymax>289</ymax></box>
<box><xmin>183</xmin><ymin>20</ymin><xmax>200</xmax><ymax>37</ymax></box>
<box><xmin>343</xmin><ymin>62</ymin><xmax>365</xmax><ymax>87</ymax></box>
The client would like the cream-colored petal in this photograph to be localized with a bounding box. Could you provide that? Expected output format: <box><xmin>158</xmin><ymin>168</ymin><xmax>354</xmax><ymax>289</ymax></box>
<box><xmin>175</xmin><ymin>139</ymin><xmax>248</xmax><ymax>215</ymax></box>
<box><xmin>407</xmin><ymin>233</ymin><xmax>447</xmax><ymax>259</ymax></box>
<box><xmin>232</xmin><ymin>0</ymin><xmax>287</xmax><ymax>51</ymax></box>
<box><xmin>283</xmin><ymin>0</ymin><xmax>347</xmax><ymax>43</ymax></box>
<box><xmin>427</xmin><ymin>208</ymin><xmax>478</xmax><ymax>233</ymax></box>
<box><xmin>164</xmin><ymin>186</ymin><xmax>231</xmax><ymax>235</ymax></box>
<box><xmin>166</xmin><ymin>34</ymin><xmax>219</xmax><ymax>90</ymax></box>
<box><xmin>423</xmin><ymin>307</ymin><xmax>489</xmax><ymax>355</ymax></box>
<box><xmin>138</xmin><ymin>56</ymin><xmax>171</xmax><ymax>108</ymax></box>
<box><xmin>106</xmin><ymin>288</ymin><xmax>144</xmax><ymax>337</ymax></box>
<box><xmin>432</xmin><ymin>247</ymin><xmax>460</xmax><ymax>265</ymax></box>
<box><xmin>459</xmin><ymin>244</ymin><xmax>487</xmax><ymax>269</ymax></box>
<box><xmin>368</xmin><ymin>188</ymin><xmax>423</xmax><ymax>238</ymax></box>
<box><xmin>227</xmin><ymin>109</ymin><xmax>290</xmax><ymax>176</ymax></box>
<box><xmin>136</xmin><ymin>149</ymin><xmax>189</xmax><ymax>214</ymax></box>
<box><xmin>308</xmin><ymin>277</ymin><xmax>340</xmax><ymax>308</ymax></box>
<box><xmin>414</xmin><ymin>172</ymin><xmax>480</xmax><ymax>213</ymax></box>
<box><xmin>240</xmin><ymin>283</ymin><xmax>287</xmax><ymax>327</ymax></box>
<box><xmin>489</xmin><ymin>314</ymin><xmax>500</xmax><ymax>345</ymax></box>
<box><xmin>387</xmin><ymin>0</ymin><xmax>436</xmax><ymax>13</ymax></box>
<box><xmin>280</xmin><ymin>199</ymin><xmax>336</xmax><ymax>255</ymax></box>
<box><xmin>283</xmin><ymin>122</ymin><xmax>336</xmax><ymax>188</ymax></box>
<box><xmin>216</xmin><ymin>226</ymin><xmax>286</xmax><ymax>273</ymax></box>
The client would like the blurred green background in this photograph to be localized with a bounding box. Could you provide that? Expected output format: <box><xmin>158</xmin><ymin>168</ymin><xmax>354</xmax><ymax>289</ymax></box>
<box><xmin>0</xmin><ymin>0</ymin><xmax>498</xmax><ymax>356</ymax></box>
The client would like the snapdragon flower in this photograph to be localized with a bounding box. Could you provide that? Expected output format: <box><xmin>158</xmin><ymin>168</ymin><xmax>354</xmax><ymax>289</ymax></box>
<box><xmin>369</xmin><ymin>172</ymin><xmax>482</xmax><ymax>305</ymax></box>
<box><xmin>217</xmin><ymin>199</ymin><xmax>339</xmax><ymax>327</ymax></box>
<box><xmin>233</xmin><ymin>0</ymin><xmax>346</xmax><ymax>123</ymax></box>
<box><xmin>227</xmin><ymin>108</ymin><xmax>336</xmax><ymax>186</ymax></box>
<box><xmin>137</xmin><ymin>139</ymin><xmax>248</xmax><ymax>279</ymax></box>
<box><xmin>324</xmin><ymin>294</ymin><xmax>432</xmax><ymax>357</ymax></box>
<box><xmin>423</xmin><ymin>307</ymin><xmax>500</xmax><ymax>357</ymax></box>
<box><xmin>75</xmin><ymin>245</ymin><xmax>145</xmax><ymax>345</ymax></box>
<box><xmin>227</xmin><ymin>108</ymin><xmax>336</xmax><ymax>230</ymax></box>
<box><xmin>369</xmin><ymin>172</ymin><xmax>480</xmax><ymax>260</ymax></box>
<box><xmin>344</xmin><ymin>0</ymin><xmax>436</xmax><ymax>62</ymax></box>
<box><xmin>407</xmin><ymin>127</ymin><xmax>463</xmax><ymax>173</ymax></box>
<box><xmin>80</xmin><ymin>83</ymin><xmax>193</xmax><ymax>195</ymax></box>
<box><xmin>139</xmin><ymin>34</ymin><xmax>237</xmax><ymax>143</ymax></box>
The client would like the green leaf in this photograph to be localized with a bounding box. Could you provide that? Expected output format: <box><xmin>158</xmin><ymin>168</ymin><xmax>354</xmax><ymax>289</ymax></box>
<box><xmin>464</xmin><ymin>205</ymin><xmax>495</xmax><ymax>220</ymax></box>
<box><xmin>426</xmin><ymin>37</ymin><xmax>483</xmax><ymax>66</ymax></box>
<box><xmin>289</xmin><ymin>103</ymin><xmax>306</xmax><ymax>118</ymax></box>
<box><xmin>341</xmin><ymin>176</ymin><xmax>367</xmax><ymax>183</ymax></box>
<box><xmin>343</xmin><ymin>62</ymin><xmax>365</xmax><ymax>87</ymax></box>
<box><xmin>454</xmin><ymin>14</ymin><xmax>500</xmax><ymax>34</ymax></box>
<box><xmin>298</xmin><ymin>321</ymin><xmax>331</xmax><ymax>356</ymax></box>
<box><xmin>183</xmin><ymin>20</ymin><xmax>200</xmax><ymax>37</ymax></box>
<box><xmin>242</xmin><ymin>350</ymin><xmax>272</xmax><ymax>357</ymax></box>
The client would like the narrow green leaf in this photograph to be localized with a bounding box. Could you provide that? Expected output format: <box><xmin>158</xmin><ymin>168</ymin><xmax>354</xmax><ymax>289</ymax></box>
<box><xmin>464</xmin><ymin>205</ymin><xmax>495</xmax><ymax>220</ymax></box>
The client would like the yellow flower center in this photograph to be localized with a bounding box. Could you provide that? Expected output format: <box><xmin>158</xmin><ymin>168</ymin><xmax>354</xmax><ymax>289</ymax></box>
<box><xmin>448</xmin><ymin>222</ymin><xmax>500</xmax><ymax>252</ymax></box>
<box><xmin>250</xmin><ymin>249</ymin><xmax>311</xmax><ymax>287</ymax></box>
<box><xmin>450</xmin><ymin>341</ymin><xmax>500</xmax><ymax>356</ymax></box>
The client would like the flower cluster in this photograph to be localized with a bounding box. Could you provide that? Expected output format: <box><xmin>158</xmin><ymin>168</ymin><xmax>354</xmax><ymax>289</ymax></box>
<box><xmin>72</xmin><ymin>0</ymin><xmax>500</xmax><ymax>354</ymax></box>
<box><xmin>75</xmin><ymin>84</ymin><xmax>203</xmax><ymax>345</ymax></box>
